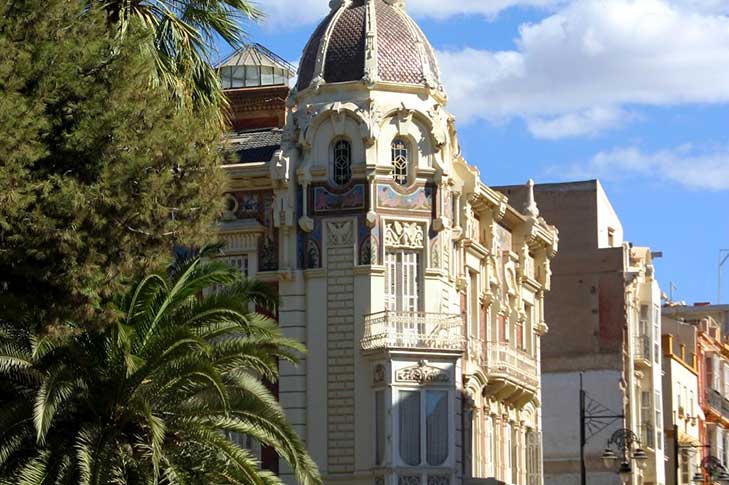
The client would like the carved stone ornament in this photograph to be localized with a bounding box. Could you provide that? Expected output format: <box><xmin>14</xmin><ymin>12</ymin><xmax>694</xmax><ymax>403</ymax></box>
<box><xmin>222</xmin><ymin>194</ymin><xmax>238</xmax><ymax>221</ymax></box>
<box><xmin>427</xmin><ymin>104</ymin><xmax>448</xmax><ymax>148</ymax></box>
<box><xmin>385</xmin><ymin>221</ymin><xmax>424</xmax><ymax>249</ymax></box>
<box><xmin>327</xmin><ymin>220</ymin><xmax>353</xmax><ymax>247</ymax></box>
<box><xmin>395</xmin><ymin>103</ymin><xmax>414</xmax><ymax>137</ymax></box>
<box><xmin>396</xmin><ymin>360</ymin><xmax>449</xmax><ymax>385</ymax></box>
<box><xmin>270</xmin><ymin>150</ymin><xmax>290</xmax><ymax>187</ymax></box>
<box><xmin>373</xmin><ymin>364</ymin><xmax>386</xmax><ymax>385</ymax></box>
<box><xmin>357</xmin><ymin>98</ymin><xmax>382</xmax><ymax>147</ymax></box>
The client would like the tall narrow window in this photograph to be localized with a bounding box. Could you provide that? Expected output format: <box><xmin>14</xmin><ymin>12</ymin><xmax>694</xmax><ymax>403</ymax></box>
<box><xmin>468</xmin><ymin>271</ymin><xmax>479</xmax><ymax>340</ymax></box>
<box><xmin>391</xmin><ymin>138</ymin><xmax>409</xmax><ymax>185</ymax></box>
<box><xmin>504</xmin><ymin>422</ymin><xmax>512</xmax><ymax>479</ymax></box>
<box><xmin>375</xmin><ymin>390</ymin><xmax>385</xmax><ymax>465</ymax></box>
<box><xmin>399</xmin><ymin>390</ymin><xmax>421</xmax><ymax>466</ymax></box>
<box><xmin>332</xmin><ymin>139</ymin><xmax>352</xmax><ymax>186</ymax></box>
<box><xmin>385</xmin><ymin>251</ymin><xmax>421</xmax><ymax>313</ymax></box>
<box><xmin>485</xmin><ymin>416</ymin><xmax>494</xmax><ymax>477</ymax></box>
<box><xmin>426</xmin><ymin>391</ymin><xmax>449</xmax><ymax>466</ymax></box>
<box><xmin>655</xmin><ymin>390</ymin><xmax>663</xmax><ymax>450</ymax></box>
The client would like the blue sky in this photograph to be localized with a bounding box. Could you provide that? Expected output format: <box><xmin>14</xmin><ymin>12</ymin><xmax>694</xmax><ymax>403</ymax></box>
<box><xmin>224</xmin><ymin>0</ymin><xmax>729</xmax><ymax>305</ymax></box>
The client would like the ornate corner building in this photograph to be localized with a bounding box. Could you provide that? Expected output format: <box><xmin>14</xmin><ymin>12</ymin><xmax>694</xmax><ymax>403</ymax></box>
<box><xmin>216</xmin><ymin>2</ymin><xmax>558</xmax><ymax>484</ymax></box>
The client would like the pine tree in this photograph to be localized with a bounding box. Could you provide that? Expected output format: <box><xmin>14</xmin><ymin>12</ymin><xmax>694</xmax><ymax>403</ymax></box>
<box><xmin>0</xmin><ymin>0</ymin><xmax>228</xmax><ymax>329</ymax></box>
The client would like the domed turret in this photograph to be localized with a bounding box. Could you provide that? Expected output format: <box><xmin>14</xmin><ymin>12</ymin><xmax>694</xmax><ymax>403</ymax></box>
<box><xmin>296</xmin><ymin>0</ymin><xmax>442</xmax><ymax>92</ymax></box>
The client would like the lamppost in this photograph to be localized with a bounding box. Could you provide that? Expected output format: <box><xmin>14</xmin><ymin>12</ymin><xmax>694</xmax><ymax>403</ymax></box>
<box><xmin>673</xmin><ymin>422</ymin><xmax>710</xmax><ymax>485</ymax></box>
<box><xmin>600</xmin><ymin>429</ymin><xmax>648</xmax><ymax>483</ymax></box>
<box><xmin>579</xmin><ymin>374</ymin><xmax>626</xmax><ymax>485</ymax></box>
<box><xmin>690</xmin><ymin>456</ymin><xmax>729</xmax><ymax>484</ymax></box>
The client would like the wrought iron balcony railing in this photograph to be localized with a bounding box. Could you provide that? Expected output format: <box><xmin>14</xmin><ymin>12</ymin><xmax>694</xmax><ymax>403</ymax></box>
<box><xmin>486</xmin><ymin>342</ymin><xmax>539</xmax><ymax>389</ymax></box>
<box><xmin>361</xmin><ymin>311</ymin><xmax>465</xmax><ymax>353</ymax></box>
<box><xmin>633</xmin><ymin>335</ymin><xmax>652</xmax><ymax>365</ymax></box>
<box><xmin>706</xmin><ymin>388</ymin><xmax>723</xmax><ymax>414</ymax></box>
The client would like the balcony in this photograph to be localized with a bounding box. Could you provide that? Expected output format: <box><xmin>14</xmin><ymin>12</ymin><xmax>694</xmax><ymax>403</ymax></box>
<box><xmin>483</xmin><ymin>343</ymin><xmax>539</xmax><ymax>406</ymax></box>
<box><xmin>633</xmin><ymin>335</ymin><xmax>652</xmax><ymax>367</ymax></box>
<box><xmin>486</xmin><ymin>343</ymin><xmax>539</xmax><ymax>389</ymax></box>
<box><xmin>361</xmin><ymin>311</ymin><xmax>465</xmax><ymax>354</ymax></box>
<box><xmin>704</xmin><ymin>389</ymin><xmax>729</xmax><ymax>421</ymax></box>
<box><xmin>706</xmin><ymin>389</ymin><xmax>723</xmax><ymax>414</ymax></box>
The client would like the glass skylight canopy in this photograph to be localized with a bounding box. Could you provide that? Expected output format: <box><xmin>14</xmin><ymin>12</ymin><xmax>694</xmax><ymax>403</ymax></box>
<box><xmin>217</xmin><ymin>44</ymin><xmax>296</xmax><ymax>89</ymax></box>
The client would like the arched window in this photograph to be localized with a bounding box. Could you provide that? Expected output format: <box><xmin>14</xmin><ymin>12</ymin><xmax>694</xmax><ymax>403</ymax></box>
<box><xmin>332</xmin><ymin>139</ymin><xmax>352</xmax><ymax>186</ymax></box>
<box><xmin>391</xmin><ymin>138</ymin><xmax>409</xmax><ymax>185</ymax></box>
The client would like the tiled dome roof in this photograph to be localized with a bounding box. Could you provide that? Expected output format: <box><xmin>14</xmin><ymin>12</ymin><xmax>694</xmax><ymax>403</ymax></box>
<box><xmin>296</xmin><ymin>0</ymin><xmax>442</xmax><ymax>92</ymax></box>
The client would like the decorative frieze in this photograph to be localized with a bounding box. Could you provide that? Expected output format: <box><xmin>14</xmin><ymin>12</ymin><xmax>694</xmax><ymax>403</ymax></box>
<box><xmin>385</xmin><ymin>221</ymin><xmax>424</xmax><ymax>249</ymax></box>
<box><xmin>396</xmin><ymin>360</ymin><xmax>449</xmax><ymax>385</ymax></box>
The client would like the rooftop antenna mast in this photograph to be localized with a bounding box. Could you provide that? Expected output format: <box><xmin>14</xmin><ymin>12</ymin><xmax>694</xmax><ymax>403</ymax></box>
<box><xmin>669</xmin><ymin>281</ymin><xmax>678</xmax><ymax>302</ymax></box>
<box><xmin>719</xmin><ymin>249</ymin><xmax>729</xmax><ymax>304</ymax></box>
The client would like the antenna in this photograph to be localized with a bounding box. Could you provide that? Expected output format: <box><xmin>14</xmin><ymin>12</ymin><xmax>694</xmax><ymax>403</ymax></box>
<box><xmin>669</xmin><ymin>281</ymin><xmax>678</xmax><ymax>302</ymax></box>
<box><xmin>719</xmin><ymin>249</ymin><xmax>729</xmax><ymax>304</ymax></box>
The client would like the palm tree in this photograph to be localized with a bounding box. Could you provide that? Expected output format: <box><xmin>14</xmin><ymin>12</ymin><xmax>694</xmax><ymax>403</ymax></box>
<box><xmin>98</xmin><ymin>0</ymin><xmax>263</xmax><ymax>115</ymax></box>
<box><xmin>0</xmin><ymin>251</ymin><xmax>321</xmax><ymax>485</ymax></box>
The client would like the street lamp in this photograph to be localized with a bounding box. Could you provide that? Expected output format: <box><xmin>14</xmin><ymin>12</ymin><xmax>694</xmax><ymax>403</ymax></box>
<box><xmin>674</xmin><ymin>422</ymin><xmax>711</xmax><ymax>485</ymax></box>
<box><xmin>691</xmin><ymin>456</ymin><xmax>729</xmax><ymax>484</ymax></box>
<box><xmin>601</xmin><ymin>429</ymin><xmax>647</xmax><ymax>483</ymax></box>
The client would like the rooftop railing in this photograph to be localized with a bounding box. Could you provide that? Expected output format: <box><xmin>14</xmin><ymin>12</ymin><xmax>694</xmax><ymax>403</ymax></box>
<box><xmin>361</xmin><ymin>311</ymin><xmax>465</xmax><ymax>353</ymax></box>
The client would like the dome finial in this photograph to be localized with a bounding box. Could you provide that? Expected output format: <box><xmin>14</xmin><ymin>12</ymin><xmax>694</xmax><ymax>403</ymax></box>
<box><xmin>384</xmin><ymin>0</ymin><xmax>406</xmax><ymax>10</ymax></box>
<box><xmin>524</xmin><ymin>179</ymin><xmax>540</xmax><ymax>219</ymax></box>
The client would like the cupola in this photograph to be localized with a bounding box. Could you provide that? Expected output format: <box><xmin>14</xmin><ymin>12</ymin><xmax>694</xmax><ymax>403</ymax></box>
<box><xmin>296</xmin><ymin>0</ymin><xmax>442</xmax><ymax>92</ymax></box>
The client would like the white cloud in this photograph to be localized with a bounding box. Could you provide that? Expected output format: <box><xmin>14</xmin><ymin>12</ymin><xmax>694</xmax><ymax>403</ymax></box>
<box><xmin>438</xmin><ymin>0</ymin><xmax>729</xmax><ymax>135</ymax></box>
<box><xmin>257</xmin><ymin>0</ymin><xmax>566</xmax><ymax>28</ymax></box>
<box><xmin>568</xmin><ymin>145</ymin><xmax>729</xmax><ymax>190</ymax></box>
<box><xmin>526</xmin><ymin>106</ymin><xmax>635</xmax><ymax>139</ymax></box>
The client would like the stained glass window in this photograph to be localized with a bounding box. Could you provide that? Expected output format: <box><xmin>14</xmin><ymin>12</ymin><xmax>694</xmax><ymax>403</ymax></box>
<box><xmin>332</xmin><ymin>139</ymin><xmax>352</xmax><ymax>186</ymax></box>
<box><xmin>392</xmin><ymin>138</ymin><xmax>409</xmax><ymax>185</ymax></box>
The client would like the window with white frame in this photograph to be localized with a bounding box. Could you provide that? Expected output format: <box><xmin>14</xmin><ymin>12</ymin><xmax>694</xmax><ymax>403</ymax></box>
<box><xmin>719</xmin><ymin>430</ymin><xmax>726</xmax><ymax>467</ymax></box>
<box><xmin>228</xmin><ymin>432</ymin><xmax>261</xmax><ymax>463</ymax></box>
<box><xmin>653</xmin><ymin>305</ymin><xmax>661</xmax><ymax>363</ymax></box>
<box><xmin>385</xmin><ymin>251</ymin><xmax>421</xmax><ymax>313</ymax></box>
<box><xmin>331</xmin><ymin>139</ymin><xmax>352</xmax><ymax>186</ymax></box>
<box><xmin>375</xmin><ymin>390</ymin><xmax>386</xmax><ymax>466</ymax></box>
<box><xmin>485</xmin><ymin>415</ymin><xmax>494</xmax><ymax>477</ymax></box>
<box><xmin>391</xmin><ymin>138</ymin><xmax>410</xmax><ymax>186</ymax></box>
<box><xmin>641</xmin><ymin>391</ymin><xmax>654</xmax><ymax>448</ymax></box>
<box><xmin>398</xmin><ymin>389</ymin><xmax>450</xmax><ymax>467</ymax></box>
<box><xmin>504</xmin><ymin>422</ymin><xmax>512</xmax><ymax>479</ymax></box>
<box><xmin>468</xmin><ymin>270</ymin><xmax>480</xmax><ymax>340</ymax></box>
<box><xmin>655</xmin><ymin>390</ymin><xmax>663</xmax><ymax>450</ymax></box>
<box><xmin>213</xmin><ymin>254</ymin><xmax>249</xmax><ymax>294</ymax></box>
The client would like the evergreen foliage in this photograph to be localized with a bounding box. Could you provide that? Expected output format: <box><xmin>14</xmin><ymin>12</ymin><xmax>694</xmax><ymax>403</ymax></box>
<box><xmin>94</xmin><ymin>0</ymin><xmax>262</xmax><ymax>115</ymax></box>
<box><xmin>0</xmin><ymin>0</ymin><xmax>228</xmax><ymax>329</ymax></box>
<box><xmin>0</xmin><ymin>251</ymin><xmax>322</xmax><ymax>485</ymax></box>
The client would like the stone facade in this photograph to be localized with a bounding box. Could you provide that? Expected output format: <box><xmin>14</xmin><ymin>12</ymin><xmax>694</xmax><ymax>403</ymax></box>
<box><xmin>216</xmin><ymin>2</ymin><xmax>558</xmax><ymax>484</ymax></box>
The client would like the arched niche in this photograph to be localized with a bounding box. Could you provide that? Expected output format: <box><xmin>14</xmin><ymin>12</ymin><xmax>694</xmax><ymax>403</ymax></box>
<box><xmin>378</xmin><ymin>110</ymin><xmax>435</xmax><ymax>174</ymax></box>
<box><xmin>308</xmin><ymin>108</ymin><xmax>366</xmax><ymax>172</ymax></box>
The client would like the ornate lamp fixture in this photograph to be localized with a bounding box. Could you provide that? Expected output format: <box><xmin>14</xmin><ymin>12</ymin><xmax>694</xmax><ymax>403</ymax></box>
<box><xmin>600</xmin><ymin>429</ymin><xmax>648</xmax><ymax>483</ymax></box>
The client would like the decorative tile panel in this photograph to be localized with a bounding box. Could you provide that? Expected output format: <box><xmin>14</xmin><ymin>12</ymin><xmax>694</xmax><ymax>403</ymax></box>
<box><xmin>314</xmin><ymin>185</ymin><xmax>366</xmax><ymax>213</ymax></box>
<box><xmin>377</xmin><ymin>184</ymin><xmax>433</xmax><ymax>212</ymax></box>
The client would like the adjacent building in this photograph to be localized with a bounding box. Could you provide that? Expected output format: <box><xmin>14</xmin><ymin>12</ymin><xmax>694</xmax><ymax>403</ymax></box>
<box><xmin>661</xmin><ymin>317</ymin><xmax>701</xmax><ymax>485</ymax></box>
<box><xmin>495</xmin><ymin>181</ymin><xmax>665</xmax><ymax>485</ymax></box>
<box><xmin>663</xmin><ymin>304</ymin><xmax>729</xmax><ymax>480</ymax></box>
<box><xmin>215</xmin><ymin>2</ymin><xmax>558</xmax><ymax>484</ymax></box>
